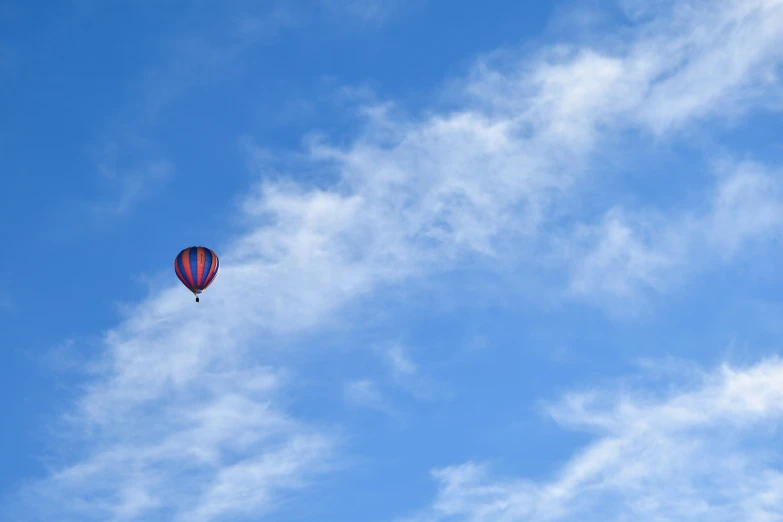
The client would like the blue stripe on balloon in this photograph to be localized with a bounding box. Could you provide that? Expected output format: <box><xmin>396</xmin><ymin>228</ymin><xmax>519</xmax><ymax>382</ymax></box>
<box><xmin>189</xmin><ymin>247</ymin><xmax>199</xmax><ymax>288</ymax></box>
<box><xmin>201</xmin><ymin>249</ymin><xmax>213</xmax><ymax>287</ymax></box>
<box><xmin>204</xmin><ymin>253</ymin><xmax>219</xmax><ymax>288</ymax></box>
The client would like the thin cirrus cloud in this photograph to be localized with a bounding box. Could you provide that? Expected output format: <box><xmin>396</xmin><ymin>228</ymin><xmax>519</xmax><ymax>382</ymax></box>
<box><xmin>562</xmin><ymin>161</ymin><xmax>783</xmax><ymax>305</ymax></box>
<box><xmin>91</xmin><ymin>158</ymin><xmax>174</xmax><ymax>218</ymax></box>
<box><xmin>400</xmin><ymin>358</ymin><xmax>783</xmax><ymax>522</ymax></box>
<box><xmin>10</xmin><ymin>0</ymin><xmax>783</xmax><ymax>520</ymax></box>
<box><xmin>344</xmin><ymin>378</ymin><xmax>399</xmax><ymax>416</ymax></box>
<box><xmin>83</xmin><ymin>2</ymin><xmax>298</xmax><ymax>224</ymax></box>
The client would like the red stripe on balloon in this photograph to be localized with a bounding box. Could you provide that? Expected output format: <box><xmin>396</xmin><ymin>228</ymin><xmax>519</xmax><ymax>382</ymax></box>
<box><xmin>196</xmin><ymin>247</ymin><xmax>205</xmax><ymax>287</ymax></box>
<box><xmin>181</xmin><ymin>248</ymin><xmax>195</xmax><ymax>288</ymax></box>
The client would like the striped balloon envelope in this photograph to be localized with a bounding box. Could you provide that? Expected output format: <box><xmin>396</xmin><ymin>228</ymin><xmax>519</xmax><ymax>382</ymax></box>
<box><xmin>174</xmin><ymin>246</ymin><xmax>219</xmax><ymax>302</ymax></box>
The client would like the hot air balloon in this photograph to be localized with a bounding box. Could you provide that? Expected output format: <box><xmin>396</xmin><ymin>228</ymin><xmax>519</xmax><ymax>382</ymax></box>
<box><xmin>175</xmin><ymin>246</ymin><xmax>219</xmax><ymax>302</ymax></box>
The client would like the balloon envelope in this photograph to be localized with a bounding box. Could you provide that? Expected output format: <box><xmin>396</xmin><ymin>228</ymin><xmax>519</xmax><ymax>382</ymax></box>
<box><xmin>175</xmin><ymin>246</ymin><xmax>219</xmax><ymax>295</ymax></box>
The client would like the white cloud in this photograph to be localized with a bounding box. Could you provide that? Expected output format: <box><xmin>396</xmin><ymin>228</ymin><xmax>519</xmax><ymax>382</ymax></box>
<box><xmin>632</xmin><ymin>0</ymin><xmax>783</xmax><ymax>133</ymax></box>
<box><xmin>377</xmin><ymin>343</ymin><xmax>452</xmax><ymax>402</ymax></box>
<box><xmin>386</xmin><ymin>344</ymin><xmax>417</xmax><ymax>378</ymax></box>
<box><xmin>19</xmin><ymin>0</ymin><xmax>783</xmax><ymax>520</ymax></box>
<box><xmin>466</xmin><ymin>0</ymin><xmax>783</xmax><ymax>140</ymax></box>
<box><xmin>562</xmin><ymin>161</ymin><xmax>783</xmax><ymax>306</ymax></box>
<box><xmin>19</xmin><ymin>366</ymin><xmax>334</xmax><ymax>522</ymax></box>
<box><xmin>705</xmin><ymin>161</ymin><xmax>783</xmax><ymax>255</ymax></box>
<box><xmin>402</xmin><ymin>357</ymin><xmax>783</xmax><ymax>522</ymax></box>
<box><xmin>343</xmin><ymin>379</ymin><xmax>397</xmax><ymax>416</ymax></box>
<box><xmin>183</xmin><ymin>433</ymin><xmax>332</xmax><ymax>522</ymax></box>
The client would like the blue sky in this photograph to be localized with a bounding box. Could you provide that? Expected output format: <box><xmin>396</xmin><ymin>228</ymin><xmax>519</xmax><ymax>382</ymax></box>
<box><xmin>3</xmin><ymin>0</ymin><xmax>783</xmax><ymax>520</ymax></box>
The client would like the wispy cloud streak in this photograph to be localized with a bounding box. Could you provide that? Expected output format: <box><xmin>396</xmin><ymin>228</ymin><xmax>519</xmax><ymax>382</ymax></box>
<box><xmin>402</xmin><ymin>358</ymin><xmax>783</xmax><ymax>522</ymax></box>
<box><xmin>563</xmin><ymin>161</ymin><xmax>783</xmax><ymax>305</ymax></box>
